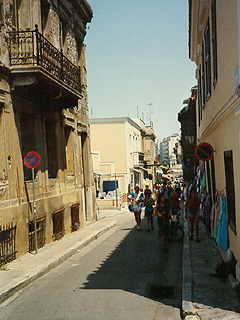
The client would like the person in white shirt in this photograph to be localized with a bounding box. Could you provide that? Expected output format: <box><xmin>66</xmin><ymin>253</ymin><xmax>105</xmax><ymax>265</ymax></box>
<box><xmin>129</xmin><ymin>186</ymin><xmax>144</xmax><ymax>230</ymax></box>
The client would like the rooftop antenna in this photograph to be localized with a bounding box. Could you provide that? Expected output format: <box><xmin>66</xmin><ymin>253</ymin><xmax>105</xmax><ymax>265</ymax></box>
<box><xmin>148</xmin><ymin>103</ymin><xmax>153</xmax><ymax>127</ymax></box>
<box><xmin>137</xmin><ymin>106</ymin><xmax>139</xmax><ymax>118</ymax></box>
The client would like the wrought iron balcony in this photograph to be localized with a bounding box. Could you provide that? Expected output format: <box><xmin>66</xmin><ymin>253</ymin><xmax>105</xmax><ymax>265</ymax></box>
<box><xmin>8</xmin><ymin>25</ymin><xmax>81</xmax><ymax>95</ymax></box>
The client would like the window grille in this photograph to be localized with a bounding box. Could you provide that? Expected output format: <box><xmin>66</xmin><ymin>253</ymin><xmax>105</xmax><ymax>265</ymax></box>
<box><xmin>28</xmin><ymin>215</ymin><xmax>46</xmax><ymax>252</ymax></box>
<box><xmin>71</xmin><ymin>204</ymin><xmax>80</xmax><ymax>232</ymax></box>
<box><xmin>52</xmin><ymin>209</ymin><xmax>65</xmax><ymax>241</ymax></box>
<box><xmin>0</xmin><ymin>222</ymin><xmax>17</xmax><ymax>266</ymax></box>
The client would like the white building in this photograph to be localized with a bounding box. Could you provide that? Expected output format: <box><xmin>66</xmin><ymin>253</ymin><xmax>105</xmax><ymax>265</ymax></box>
<box><xmin>158</xmin><ymin>134</ymin><xmax>181</xmax><ymax>168</ymax></box>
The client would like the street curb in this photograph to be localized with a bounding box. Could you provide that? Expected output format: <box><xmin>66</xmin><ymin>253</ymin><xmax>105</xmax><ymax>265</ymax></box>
<box><xmin>0</xmin><ymin>220</ymin><xmax>117</xmax><ymax>304</ymax></box>
<box><xmin>181</xmin><ymin>218</ymin><xmax>198</xmax><ymax>319</ymax></box>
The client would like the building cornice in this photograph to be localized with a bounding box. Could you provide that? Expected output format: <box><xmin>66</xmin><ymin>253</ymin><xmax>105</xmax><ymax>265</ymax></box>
<box><xmin>89</xmin><ymin>117</ymin><xmax>142</xmax><ymax>131</ymax></box>
<box><xmin>189</xmin><ymin>0</ymin><xmax>211</xmax><ymax>62</ymax></box>
<box><xmin>200</xmin><ymin>92</ymin><xmax>239</xmax><ymax>140</ymax></box>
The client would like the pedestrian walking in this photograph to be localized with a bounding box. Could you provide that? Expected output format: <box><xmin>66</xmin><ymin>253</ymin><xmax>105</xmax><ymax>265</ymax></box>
<box><xmin>128</xmin><ymin>186</ymin><xmax>144</xmax><ymax>230</ymax></box>
<box><xmin>143</xmin><ymin>188</ymin><xmax>155</xmax><ymax>232</ymax></box>
<box><xmin>169</xmin><ymin>187</ymin><xmax>180</xmax><ymax>215</ymax></box>
<box><xmin>185</xmin><ymin>189</ymin><xmax>201</xmax><ymax>241</ymax></box>
<box><xmin>144</xmin><ymin>184</ymin><xmax>150</xmax><ymax>194</ymax></box>
<box><xmin>161</xmin><ymin>181</ymin><xmax>173</xmax><ymax>199</ymax></box>
<box><xmin>153</xmin><ymin>193</ymin><xmax>171</xmax><ymax>251</ymax></box>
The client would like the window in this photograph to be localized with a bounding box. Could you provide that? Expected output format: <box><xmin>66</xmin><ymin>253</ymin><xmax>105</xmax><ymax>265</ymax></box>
<box><xmin>28</xmin><ymin>215</ymin><xmax>46</xmax><ymax>252</ymax></box>
<box><xmin>20</xmin><ymin>113</ymin><xmax>36</xmax><ymax>181</ymax></box>
<box><xmin>198</xmin><ymin>68</ymin><xmax>203</xmax><ymax>126</ymax></box>
<box><xmin>204</xmin><ymin>20</ymin><xmax>211</xmax><ymax>100</ymax></box>
<box><xmin>224</xmin><ymin>150</ymin><xmax>236</xmax><ymax>234</ymax></box>
<box><xmin>41</xmin><ymin>0</ymin><xmax>50</xmax><ymax>33</ymax></box>
<box><xmin>198</xmin><ymin>3</ymin><xmax>217</xmax><ymax>110</ymax></box>
<box><xmin>52</xmin><ymin>209</ymin><xmax>65</xmax><ymax>240</ymax></box>
<box><xmin>0</xmin><ymin>1</ymin><xmax>3</xmax><ymax>26</ymax></box>
<box><xmin>46</xmin><ymin>119</ymin><xmax>58</xmax><ymax>178</ymax></box>
<box><xmin>211</xmin><ymin>0</ymin><xmax>218</xmax><ymax>86</ymax></box>
<box><xmin>201</xmin><ymin>46</ymin><xmax>206</xmax><ymax>106</ymax></box>
<box><xmin>71</xmin><ymin>204</ymin><xmax>80</xmax><ymax>232</ymax></box>
<box><xmin>0</xmin><ymin>223</ymin><xmax>17</xmax><ymax>266</ymax></box>
<box><xmin>65</xmin><ymin>127</ymin><xmax>74</xmax><ymax>176</ymax></box>
<box><xmin>60</xmin><ymin>19</ymin><xmax>67</xmax><ymax>51</ymax></box>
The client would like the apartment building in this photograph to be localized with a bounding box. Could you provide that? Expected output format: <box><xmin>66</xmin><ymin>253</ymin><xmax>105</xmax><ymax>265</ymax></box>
<box><xmin>158</xmin><ymin>134</ymin><xmax>181</xmax><ymax>168</ymax></box>
<box><xmin>0</xmin><ymin>0</ymin><xmax>96</xmax><ymax>262</ymax></box>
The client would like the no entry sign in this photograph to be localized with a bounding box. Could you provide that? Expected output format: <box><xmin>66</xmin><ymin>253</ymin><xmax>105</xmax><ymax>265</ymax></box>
<box><xmin>195</xmin><ymin>143</ymin><xmax>214</xmax><ymax>161</ymax></box>
<box><xmin>24</xmin><ymin>151</ymin><xmax>41</xmax><ymax>168</ymax></box>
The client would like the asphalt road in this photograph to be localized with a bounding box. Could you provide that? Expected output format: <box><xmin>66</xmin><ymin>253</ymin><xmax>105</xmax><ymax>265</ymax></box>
<box><xmin>0</xmin><ymin>214</ymin><xmax>183</xmax><ymax>319</ymax></box>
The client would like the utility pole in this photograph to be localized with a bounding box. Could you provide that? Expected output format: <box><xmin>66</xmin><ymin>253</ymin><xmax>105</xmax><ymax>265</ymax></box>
<box><xmin>115</xmin><ymin>173</ymin><xmax>118</xmax><ymax>207</ymax></box>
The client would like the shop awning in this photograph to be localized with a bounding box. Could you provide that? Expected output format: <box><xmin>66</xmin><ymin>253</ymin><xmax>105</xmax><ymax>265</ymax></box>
<box><xmin>131</xmin><ymin>168</ymin><xmax>141</xmax><ymax>173</ymax></box>
<box><xmin>94</xmin><ymin>170</ymin><xmax>110</xmax><ymax>176</ymax></box>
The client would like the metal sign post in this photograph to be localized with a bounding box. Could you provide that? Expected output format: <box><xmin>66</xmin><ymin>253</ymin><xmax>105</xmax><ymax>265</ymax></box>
<box><xmin>32</xmin><ymin>167</ymin><xmax>38</xmax><ymax>254</ymax></box>
<box><xmin>24</xmin><ymin>151</ymin><xmax>41</xmax><ymax>254</ymax></box>
<box><xmin>115</xmin><ymin>173</ymin><xmax>118</xmax><ymax>207</ymax></box>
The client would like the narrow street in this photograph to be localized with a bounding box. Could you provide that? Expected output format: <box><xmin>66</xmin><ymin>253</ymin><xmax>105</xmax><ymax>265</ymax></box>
<box><xmin>0</xmin><ymin>214</ymin><xmax>182</xmax><ymax>320</ymax></box>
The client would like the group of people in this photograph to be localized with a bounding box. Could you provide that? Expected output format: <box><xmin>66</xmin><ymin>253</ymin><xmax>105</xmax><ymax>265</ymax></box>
<box><xmin>128</xmin><ymin>181</ymin><xmax>203</xmax><ymax>250</ymax></box>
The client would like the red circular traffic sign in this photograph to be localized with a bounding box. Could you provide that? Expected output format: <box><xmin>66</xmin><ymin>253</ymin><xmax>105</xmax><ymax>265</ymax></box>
<box><xmin>195</xmin><ymin>143</ymin><xmax>214</xmax><ymax>161</ymax></box>
<box><xmin>24</xmin><ymin>151</ymin><xmax>41</xmax><ymax>168</ymax></box>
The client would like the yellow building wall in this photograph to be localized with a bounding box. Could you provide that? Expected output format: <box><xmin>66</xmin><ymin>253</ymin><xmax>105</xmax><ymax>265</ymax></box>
<box><xmin>200</xmin><ymin>3</ymin><xmax>238</xmax><ymax>137</ymax></box>
<box><xmin>194</xmin><ymin>2</ymin><xmax>240</xmax><ymax>265</ymax></box>
<box><xmin>90</xmin><ymin>118</ymin><xmax>145</xmax><ymax>194</ymax></box>
<box><xmin>90</xmin><ymin>122</ymin><xmax>127</xmax><ymax>173</ymax></box>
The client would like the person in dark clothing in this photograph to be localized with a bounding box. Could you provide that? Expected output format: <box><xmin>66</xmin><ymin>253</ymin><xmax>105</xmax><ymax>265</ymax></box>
<box><xmin>144</xmin><ymin>188</ymin><xmax>155</xmax><ymax>232</ymax></box>
<box><xmin>153</xmin><ymin>193</ymin><xmax>171</xmax><ymax>251</ymax></box>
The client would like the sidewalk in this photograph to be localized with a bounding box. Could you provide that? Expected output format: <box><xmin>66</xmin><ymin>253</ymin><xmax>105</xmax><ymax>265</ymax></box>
<box><xmin>0</xmin><ymin>208</ymin><xmax>127</xmax><ymax>304</ymax></box>
<box><xmin>182</xmin><ymin>218</ymin><xmax>240</xmax><ymax>320</ymax></box>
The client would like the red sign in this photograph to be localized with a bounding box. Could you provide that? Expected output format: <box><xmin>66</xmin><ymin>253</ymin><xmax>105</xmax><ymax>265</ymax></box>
<box><xmin>195</xmin><ymin>143</ymin><xmax>214</xmax><ymax>161</ymax></box>
<box><xmin>24</xmin><ymin>151</ymin><xmax>41</xmax><ymax>168</ymax></box>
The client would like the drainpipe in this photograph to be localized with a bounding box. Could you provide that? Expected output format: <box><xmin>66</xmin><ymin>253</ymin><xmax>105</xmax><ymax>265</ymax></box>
<box><xmin>236</xmin><ymin>1</ymin><xmax>240</xmax><ymax>92</ymax></box>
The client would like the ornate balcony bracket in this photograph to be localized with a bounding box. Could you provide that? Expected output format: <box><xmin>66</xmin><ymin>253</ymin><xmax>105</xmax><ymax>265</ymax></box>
<box><xmin>12</xmin><ymin>74</ymin><xmax>37</xmax><ymax>86</ymax></box>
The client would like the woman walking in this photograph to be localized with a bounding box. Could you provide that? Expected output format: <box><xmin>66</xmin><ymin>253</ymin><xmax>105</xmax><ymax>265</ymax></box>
<box><xmin>153</xmin><ymin>193</ymin><xmax>171</xmax><ymax>251</ymax></box>
<box><xmin>129</xmin><ymin>186</ymin><xmax>144</xmax><ymax>230</ymax></box>
<box><xmin>144</xmin><ymin>188</ymin><xmax>155</xmax><ymax>232</ymax></box>
<box><xmin>185</xmin><ymin>189</ymin><xmax>201</xmax><ymax>242</ymax></box>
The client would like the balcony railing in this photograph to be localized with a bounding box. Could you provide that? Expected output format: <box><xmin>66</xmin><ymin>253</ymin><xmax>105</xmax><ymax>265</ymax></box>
<box><xmin>8</xmin><ymin>25</ymin><xmax>81</xmax><ymax>94</ymax></box>
<box><xmin>133</xmin><ymin>151</ymin><xmax>144</xmax><ymax>166</ymax></box>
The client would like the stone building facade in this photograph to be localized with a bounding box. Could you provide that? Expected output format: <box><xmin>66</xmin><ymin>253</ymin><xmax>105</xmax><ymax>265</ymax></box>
<box><xmin>0</xmin><ymin>0</ymin><xmax>96</xmax><ymax>261</ymax></box>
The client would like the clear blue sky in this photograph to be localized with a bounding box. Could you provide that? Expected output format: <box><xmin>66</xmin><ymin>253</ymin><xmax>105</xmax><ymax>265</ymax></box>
<box><xmin>85</xmin><ymin>0</ymin><xmax>196</xmax><ymax>140</ymax></box>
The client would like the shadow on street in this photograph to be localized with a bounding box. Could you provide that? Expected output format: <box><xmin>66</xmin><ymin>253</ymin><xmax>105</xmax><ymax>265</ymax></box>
<box><xmin>80</xmin><ymin>217</ymin><xmax>183</xmax><ymax>309</ymax></box>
